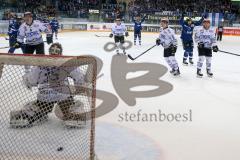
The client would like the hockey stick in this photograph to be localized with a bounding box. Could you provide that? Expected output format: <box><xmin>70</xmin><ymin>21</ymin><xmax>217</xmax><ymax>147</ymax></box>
<box><xmin>0</xmin><ymin>46</ymin><xmax>10</xmax><ymax>49</ymax></box>
<box><xmin>218</xmin><ymin>50</ymin><xmax>240</xmax><ymax>57</ymax></box>
<box><xmin>0</xmin><ymin>41</ymin><xmax>49</xmax><ymax>50</ymax></box>
<box><xmin>95</xmin><ymin>34</ymin><xmax>109</xmax><ymax>38</ymax></box>
<box><xmin>128</xmin><ymin>44</ymin><xmax>157</xmax><ymax>61</ymax></box>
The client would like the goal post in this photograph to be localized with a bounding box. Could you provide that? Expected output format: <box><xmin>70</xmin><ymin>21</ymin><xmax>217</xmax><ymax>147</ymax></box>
<box><xmin>0</xmin><ymin>53</ymin><xmax>97</xmax><ymax>160</ymax></box>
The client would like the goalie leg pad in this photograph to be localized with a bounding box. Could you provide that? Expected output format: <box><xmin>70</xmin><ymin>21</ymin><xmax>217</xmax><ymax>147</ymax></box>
<box><xmin>10</xmin><ymin>110</ymin><xmax>48</xmax><ymax>128</ymax></box>
<box><xmin>9</xmin><ymin>101</ymin><xmax>52</xmax><ymax>128</ymax></box>
<box><xmin>54</xmin><ymin>99</ymin><xmax>87</xmax><ymax>128</ymax></box>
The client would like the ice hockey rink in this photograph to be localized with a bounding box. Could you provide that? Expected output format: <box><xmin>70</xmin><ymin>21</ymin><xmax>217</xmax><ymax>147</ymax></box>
<box><xmin>0</xmin><ymin>31</ymin><xmax>240</xmax><ymax>160</ymax></box>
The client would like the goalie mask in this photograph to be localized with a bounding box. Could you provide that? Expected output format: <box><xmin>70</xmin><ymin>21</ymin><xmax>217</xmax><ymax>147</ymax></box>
<box><xmin>49</xmin><ymin>43</ymin><xmax>63</xmax><ymax>55</ymax></box>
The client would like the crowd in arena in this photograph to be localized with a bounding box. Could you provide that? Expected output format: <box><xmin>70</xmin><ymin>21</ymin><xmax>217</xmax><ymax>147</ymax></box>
<box><xmin>128</xmin><ymin>0</ymin><xmax>239</xmax><ymax>24</ymax></box>
<box><xmin>57</xmin><ymin>0</ymin><xmax>99</xmax><ymax>18</ymax></box>
<box><xmin>128</xmin><ymin>0</ymin><xmax>238</xmax><ymax>13</ymax></box>
<box><xmin>2</xmin><ymin>0</ymin><xmax>56</xmax><ymax>20</ymax></box>
<box><xmin>1</xmin><ymin>0</ymin><xmax>239</xmax><ymax>24</ymax></box>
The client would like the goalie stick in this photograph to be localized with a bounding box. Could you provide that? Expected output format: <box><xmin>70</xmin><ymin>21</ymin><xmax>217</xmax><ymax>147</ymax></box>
<box><xmin>128</xmin><ymin>44</ymin><xmax>157</xmax><ymax>61</ymax></box>
<box><xmin>218</xmin><ymin>50</ymin><xmax>240</xmax><ymax>57</ymax></box>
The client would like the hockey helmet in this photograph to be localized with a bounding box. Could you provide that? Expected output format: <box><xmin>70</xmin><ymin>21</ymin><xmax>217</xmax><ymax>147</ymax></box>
<box><xmin>115</xmin><ymin>17</ymin><xmax>121</xmax><ymax>21</ymax></box>
<box><xmin>161</xmin><ymin>17</ymin><xmax>169</xmax><ymax>23</ymax></box>
<box><xmin>24</xmin><ymin>12</ymin><xmax>33</xmax><ymax>17</ymax></box>
<box><xmin>49</xmin><ymin>43</ymin><xmax>63</xmax><ymax>55</ymax></box>
<box><xmin>203</xmin><ymin>19</ymin><xmax>211</xmax><ymax>23</ymax></box>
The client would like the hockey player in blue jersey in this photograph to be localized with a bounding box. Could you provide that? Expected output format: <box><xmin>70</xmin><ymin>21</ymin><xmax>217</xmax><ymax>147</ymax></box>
<box><xmin>8</xmin><ymin>15</ymin><xmax>24</xmax><ymax>54</ymax></box>
<box><xmin>132</xmin><ymin>14</ymin><xmax>146</xmax><ymax>45</ymax></box>
<box><xmin>180</xmin><ymin>13</ymin><xmax>205</xmax><ymax>65</ymax></box>
<box><xmin>50</xmin><ymin>18</ymin><xmax>59</xmax><ymax>40</ymax></box>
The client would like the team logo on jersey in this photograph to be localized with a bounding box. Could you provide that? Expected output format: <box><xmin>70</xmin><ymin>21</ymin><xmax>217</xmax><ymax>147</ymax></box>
<box><xmin>26</xmin><ymin>31</ymin><xmax>39</xmax><ymax>37</ymax></box>
<box><xmin>33</xmin><ymin>24</ymin><xmax>39</xmax><ymax>28</ymax></box>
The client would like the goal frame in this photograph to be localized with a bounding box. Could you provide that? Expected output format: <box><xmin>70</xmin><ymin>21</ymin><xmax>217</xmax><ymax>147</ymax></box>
<box><xmin>0</xmin><ymin>53</ymin><xmax>97</xmax><ymax>160</ymax></box>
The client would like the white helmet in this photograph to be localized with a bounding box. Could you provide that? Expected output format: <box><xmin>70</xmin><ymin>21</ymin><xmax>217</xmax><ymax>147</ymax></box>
<box><xmin>161</xmin><ymin>17</ymin><xmax>169</xmax><ymax>23</ymax></box>
<box><xmin>203</xmin><ymin>19</ymin><xmax>211</xmax><ymax>23</ymax></box>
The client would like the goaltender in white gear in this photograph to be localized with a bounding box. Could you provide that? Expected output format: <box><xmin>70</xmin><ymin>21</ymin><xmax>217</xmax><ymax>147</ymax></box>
<box><xmin>10</xmin><ymin>43</ymin><xmax>87</xmax><ymax>128</ymax></box>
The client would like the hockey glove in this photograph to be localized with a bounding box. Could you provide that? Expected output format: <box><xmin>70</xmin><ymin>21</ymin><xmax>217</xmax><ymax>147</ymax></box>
<box><xmin>14</xmin><ymin>42</ymin><xmax>22</xmax><ymax>49</ymax></box>
<box><xmin>212</xmin><ymin>45</ymin><xmax>219</xmax><ymax>52</ymax></box>
<box><xmin>109</xmin><ymin>33</ymin><xmax>113</xmax><ymax>38</ymax></box>
<box><xmin>156</xmin><ymin>38</ymin><xmax>161</xmax><ymax>46</ymax></box>
<box><xmin>47</xmin><ymin>34</ymin><xmax>53</xmax><ymax>44</ymax></box>
<box><xmin>125</xmin><ymin>32</ymin><xmax>129</xmax><ymax>37</ymax></box>
<box><xmin>170</xmin><ymin>44</ymin><xmax>177</xmax><ymax>54</ymax></box>
<box><xmin>198</xmin><ymin>42</ymin><xmax>204</xmax><ymax>49</ymax></box>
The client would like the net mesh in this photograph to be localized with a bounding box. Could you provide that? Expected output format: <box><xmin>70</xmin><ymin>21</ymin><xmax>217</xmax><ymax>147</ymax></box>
<box><xmin>0</xmin><ymin>54</ymin><xmax>97</xmax><ymax>160</ymax></box>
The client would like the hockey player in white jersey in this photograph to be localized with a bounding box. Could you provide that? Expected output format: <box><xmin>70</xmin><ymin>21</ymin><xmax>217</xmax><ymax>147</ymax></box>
<box><xmin>195</xmin><ymin>19</ymin><xmax>218</xmax><ymax>78</ymax></box>
<box><xmin>156</xmin><ymin>18</ymin><xmax>180</xmax><ymax>76</ymax></box>
<box><xmin>10</xmin><ymin>43</ymin><xmax>87</xmax><ymax>128</ymax></box>
<box><xmin>16</xmin><ymin>12</ymin><xmax>53</xmax><ymax>55</ymax></box>
<box><xmin>109</xmin><ymin>17</ymin><xmax>129</xmax><ymax>55</ymax></box>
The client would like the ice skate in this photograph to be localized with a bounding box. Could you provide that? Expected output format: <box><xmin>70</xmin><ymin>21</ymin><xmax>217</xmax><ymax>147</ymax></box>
<box><xmin>189</xmin><ymin>58</ymin><xmax>194</xmax><ymax>65</ymax></box>
<box><xmin>173</xmin><ymin>68</ymin><xmax>180</xmax><ymax>76</ymax></box>
<box><xmin>197</xmin><ymin>69</ymin><xmax>203</xmax><ymax>78</ymax></box>
<box><xmin>169</xmin><ymin>68</ymin><xmax>175</xmax><ymax>74</ymax></box>
<box><xmin>183</xmin><ymin>59</ymin><xmax>188</xmax><ymax>65</ymax></box>
<box><xmin>207</xmin><ymin>69</ymin><xmax>213</xmax><ymax>77</ymax></box>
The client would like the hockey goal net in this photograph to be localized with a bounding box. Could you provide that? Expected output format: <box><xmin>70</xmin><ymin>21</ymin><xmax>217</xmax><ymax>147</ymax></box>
<box><xmin>0</xmin><ymin>54</ymin><xmax>97</xmax><ymax>160</ymax></box>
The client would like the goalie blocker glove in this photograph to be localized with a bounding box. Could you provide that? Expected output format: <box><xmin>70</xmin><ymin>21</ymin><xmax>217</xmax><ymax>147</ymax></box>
<box><xmin>212</xmin><ymin>45</ymin><xmax>219</xmax><ymax>52</ymax></box>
